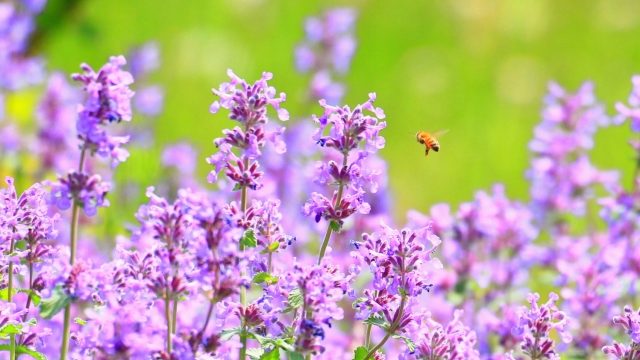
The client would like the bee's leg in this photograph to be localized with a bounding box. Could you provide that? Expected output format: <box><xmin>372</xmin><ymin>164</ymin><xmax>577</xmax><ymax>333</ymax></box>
<box><xmin>424</xmin><ymin>147</ymin><xmax>429</xmax><ymax>156</ymax></box>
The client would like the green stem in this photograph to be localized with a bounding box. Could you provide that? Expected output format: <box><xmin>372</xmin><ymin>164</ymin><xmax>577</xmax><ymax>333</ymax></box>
<box><xmin>239</xmin><ymin>158</ymin><xmax>249</xmax><ymax>360</ymax></box>
<box><xmin>363</xmin><ymin>295</ymin><xmax>407</xmax><ymax>360</ymax></box>
<box><xmin>317</xmin><ymin>153</ymin><xmax>348</xmax><ymax>264</ymax></box>
<box><xmin>60</xmin><ymin>147</ymin><xmax>87</xmax><ymax>360</ymax></box>
<box><xmin>364</xmin><ymin>290</ymin><xmax>379</xmax><ymax>348</ymax></box>
<box><xmin>172</xmin><ymin>299</ymin><xmax>178</xmax><ymax>334</ymax></box>
<box><xmin>8</xmin><ymin>238</ymin><xmax>16</xmax><ymax>360</ymax></box>
<box><xmin>165</xmin><ymin>294</ymin><xmax>173</xmax><ymax>354</ymax></box>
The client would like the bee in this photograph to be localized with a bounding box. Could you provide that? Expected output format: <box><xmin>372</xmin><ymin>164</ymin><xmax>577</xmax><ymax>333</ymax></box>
<box><xmin>416</xmin><ymin>130</ymin><xmax>448</xmax><ymax>156</ymax></box>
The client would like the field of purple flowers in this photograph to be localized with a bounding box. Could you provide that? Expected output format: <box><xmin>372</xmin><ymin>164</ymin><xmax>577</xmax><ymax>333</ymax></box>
<box><xmin>3</xmin><ymin>2</ymin><xmax>640</xmax><ymax>360</ymax></box>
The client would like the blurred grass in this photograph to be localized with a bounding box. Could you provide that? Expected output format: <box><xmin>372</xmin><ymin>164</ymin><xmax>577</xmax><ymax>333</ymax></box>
<box><xmin>31</xmin><ymin>0</ymin><xmax>640</xmax><ymax>230</ymax></box>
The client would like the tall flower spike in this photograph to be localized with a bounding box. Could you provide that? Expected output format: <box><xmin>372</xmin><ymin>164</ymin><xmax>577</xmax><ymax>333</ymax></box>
<box><xmin>207</xmin><ymin>70</ymin><xmax>288</xmax><ymax>185</ymax></box>
<box><xmin>304</xmin><ymin>94</ymin><xmax>385</xmax><ymax>234</ymax></box>
<box><xmin>71</xmin><ymin>55</ymin><xmax>135</xmax><ymax>167</ymax></box>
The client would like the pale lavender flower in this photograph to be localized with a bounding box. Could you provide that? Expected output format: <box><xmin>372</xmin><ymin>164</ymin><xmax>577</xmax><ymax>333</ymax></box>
<box><xmin>36</xmin><ymin>72</ymin><xmax>81</xmax><ymax>173</ymax></box>
<box><xmin>72</xmin><ymin>55</ymin><xmax>135</xmax><ymax>167</ymax></box>
<box><xmin>528</xmin><ymin>82</ymin><xmax>617</xmax><ymax>219</ymax></box>
<box><xmin>295</xmin><ymin>8</ymin><xmax>357</xmax><ymax>104</ymax></box>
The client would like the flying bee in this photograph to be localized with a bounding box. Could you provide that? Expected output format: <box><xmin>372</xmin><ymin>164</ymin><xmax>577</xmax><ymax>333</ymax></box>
<box><xmin>416</xmin><ymin>130</ymin><xmax>448</xmax><ymax>156</ymax></box>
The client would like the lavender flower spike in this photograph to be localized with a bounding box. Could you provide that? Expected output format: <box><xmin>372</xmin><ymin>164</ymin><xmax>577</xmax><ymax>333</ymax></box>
<box><xmin>72</xmin><ymin>55</ymin><xmax>135</xmax><ymax>167</ymax></box>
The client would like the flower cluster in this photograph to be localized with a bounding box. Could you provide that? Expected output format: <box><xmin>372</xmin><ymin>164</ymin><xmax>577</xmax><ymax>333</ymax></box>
<box><xmin>72</xmin><ymin>55</ymin><xmax>135</xmax><ymax>167</ymax></box>
<box><xmin>512</xmin><ymin>293</ymin><xmax>572</xmax><ymax>360</ymax></box>
<box><xmin>303</xmin><ymin>93</ymin><xmax>386</xmax><ymax>232</ymax></box>
<box><xmin>528</xmin><ymin>82</ymin><xmax>617</xmax><ymax>220</ymax></box>
<box><xmin>6</xmin><ymin>5</ymin><xmax>640</xmax><ymax>360</ymax></box>
<box><xmin>353</xmin><ymin>225</ymin><xmax>442</xmax><ymax>356</ymax></box>
<box><xmin>49</xmin><ymin>172</ymin><xmax>111</xmax><ymax>216</ymax></box>
<box><xmin>207</xmin><ymin>70</ymin><xmax>288</xmax><ymax>188</ymax></box>
<box><xmin>412</xmin><ymin>310</ymin><xmax>480</xmax><ymax>360</ymax></box>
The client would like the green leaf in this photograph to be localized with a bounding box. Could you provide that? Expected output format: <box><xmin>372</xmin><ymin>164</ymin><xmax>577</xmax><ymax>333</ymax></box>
<box><xmin>392</xmin><ymin>333</ymin><xmax>416</xmax><ymax>352</ymax></box>
<box><xmin>283</xmin><ymin>288</ymin><xmax>303</xmax><ymax>312</ymax></box>
<box><xmin>232</xmin><ymin>183</ymin><xmax>243</xmax><ymax>191</ymax></box>
<box><xmin>219</xmin><ymin>327</ymin><xmax>243</xmax><ymax>341</ymax></box>
<box><xmin>74</xmin><ymin>317</ymin><xmax>87</xmax><ymax>326</ymax></box>
<box><xmin>0</xmin><ymin>323</ymin><xmax>22</xmax><ymax>337</ymax></box>
<box><xmin>252</xmin><ymin>272</ymin><xmax>279</xmax><ymax>285</ymax></box>
<box><xmin>16</xmin><ymin>346</ymin><xmax>47</xmax><ymax>360</ymax></box>
<box><xmin>262</xmin><ymin>241</ymin><xmax>280</xmax><ymax>254</ymax></box>
<box><xmin>287</xmin><ymin>352</ymin><xmax>304</xmax><ymax>360</ymax></box>
<box><xmin>0</xmin><ymin>288</ymin><xmax>41</xmax><ymax>306</ymax></box>
<box><xmin>274</xmin><ymin>338</ymin><xmax>295</xmax><ymax>352</ymax></box>
<box><xmin>19</xmin><ymin>289</ymin><xmax>41</xmax><ymax>306</ymax></box>
<box><xmin>329</xmin><ymin>220</ymin><xmax>341</xmax><ymax>232</ymax></box>
<box><xmin>250</xmin><ymin>332</ymin><xmax>272</xmax><ymax>346</ymax></box>
<box><xmin>247</xmin><ymin>347</ymin><xmax>265</xmax><ymax>359</ymax></box>
<box><xmin>241</xmin><ymin>230</ymin><xmax>257</xmax><ymax>248</ymax></box>
<box><xmin>39</xmin><ymin>285</ymin><xmax>71</xmax><ymax>319</ymax></box>
<box><xmin>353</xmin><ymin>346</ymin><xmax>368</xmax><ymax>360</ymax></box>
<box><xmin>363</xmin><ymin>315</ymin><xmax>388</xmax><ymax>330</ymax></box>
<box><xmin>260</xmin><ymin>347</ymin><xmax>280</xmax><ymax>360</ymax></box>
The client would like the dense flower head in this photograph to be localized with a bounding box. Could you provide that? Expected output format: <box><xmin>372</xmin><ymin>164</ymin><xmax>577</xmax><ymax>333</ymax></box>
<box><xmin>72</xmin><ymin>55</ymin><xmax>135</xmax><ymax>167</ymax></box>
<box><xmin>303</xmin><ymin>94</ymin><xmax>386</xmax><ymax>230</ymax></box>
<box><xmin>355</xmin><ymin>224</ymin><xmax>441</xmax><ymax>299</ymax></box>
<box><xmin>603</xmin><ymin>305</ymin><xmax>640</xmax><ymax>359</ymax></box>
<box><xmin>513</xmin><ymin>293</ymin><xmax>572</xmax><ymax>360</ymax></box>
<box><xmin>412</xmin><ymin>310</ymin><xmax>480</xmax><ymax>360</ymax></box>
<box><xmin>615</xmin><ymin>75</ymin><xmax>640</xmax><ymax>132</ymax></box>
<box><xmin>49</xmin><ymin>171</ymin><xmax>111</xmax><ymax>216</ymax></box>
<box><xmin>528</xmin><ymin>82</ymin><xmax>617</xmax><ymax>219</ymax></box>
<box><xmin>210</xmin><ymin>69</ymin><xmax>288</xmax><ymax>125</ymax></box>
<box><xmin>207</xmin><ymin>70</ymin><xmax>288</xmax><ymax>187</ymax></box>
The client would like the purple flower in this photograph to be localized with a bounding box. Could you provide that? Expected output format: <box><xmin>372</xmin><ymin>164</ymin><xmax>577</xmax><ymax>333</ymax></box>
<box><xmin>295</xmin><ymin>8</ymin><xmax>357</xmax><ymax>104</ymax></box>
<box><xmin>528</xmin><ymin>82</ymin><xmax>617</xmax><ymax>219</ymax></box>
<box><xmin>513</xmin><ymin>293</ymin><xmax>572</xmax><ymax>360</ymax></box>
<box><xmin>207</xmin><ymin>70</ymin><xmax>288</xmax><ymax>189</ymax></box>
<box><xmin>162</xmin><ymin>142</ymin><xmax>198</xmax><ymax>176</ymax></box>
<box><xmin>72</xmin><ymin>55</ymin><xmax>135</xmax><ymax>167</ymax></box>
<box><xmin>602</xmin><ymin>305</ymin><xmax>640</xmax><ymax>359</ymax></box>
<box><xmin>49</xmin><ymin>172</ymin><xmax>111</xmax><ymax>216</ymax></box>
<box><xmin>133</xmin><ymin>85</ymin><xmax>164</xmax><ymax>117</ymax></box>
<box><xmin>36</xmin><ymin>72</ymin><xmax>81</xmax><ymax>173</ymax></box>
<box><xmin>413</xmin><ymin>310</ymin><xmax>480</xmax><ymax>360</ymax></box>
<box><xmin>303</xmin><ymin>93</ymin><xmax>386</xmax><ymax>232</ymax></box>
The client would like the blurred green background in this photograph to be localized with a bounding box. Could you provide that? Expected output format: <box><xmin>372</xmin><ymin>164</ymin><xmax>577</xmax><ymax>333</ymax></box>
<box><xmin>30</xmin><ymin>0</ymin><xmax>640</xmax><ymax>226</ymax></box>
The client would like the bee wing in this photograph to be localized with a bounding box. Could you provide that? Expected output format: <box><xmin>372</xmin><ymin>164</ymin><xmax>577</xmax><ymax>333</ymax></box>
<box><xmin>433</xmin><ymin>129</ymin><xmax>450</xmax><ymax>138</ymax></box>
